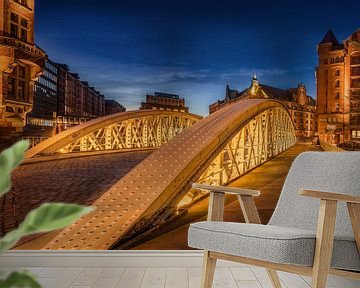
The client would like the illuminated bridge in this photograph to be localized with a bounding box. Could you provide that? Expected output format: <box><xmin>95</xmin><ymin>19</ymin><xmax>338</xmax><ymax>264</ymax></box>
<box><xmin>34</xmin><ymin>99</ymin><xmax>296</xmax><ymax>250</ymax></box>
<box><xmin>25</xmin><ymin>110</ymin><xmax>202</xmax><ymax>158</ymax></box>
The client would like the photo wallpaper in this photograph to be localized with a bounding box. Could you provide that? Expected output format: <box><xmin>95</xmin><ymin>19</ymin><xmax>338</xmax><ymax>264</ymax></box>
<box><xmin>0</xmin><ymin>0</ymin><xmax>359</xmax><ymax>251</ymax></box>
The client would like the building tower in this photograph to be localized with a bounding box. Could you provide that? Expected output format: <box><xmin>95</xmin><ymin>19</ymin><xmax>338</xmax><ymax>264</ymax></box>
<box><xmin>316</xmin><ymin>28</ymin><xmax>360</xmax><ymax>144</ymax></box>
<box><xmin>296</xmin><ymin>83</ymin><xmax>307</xmax><ymax>106</ymax></box>
<box><xmin>0</xmin><ymin>0</ymin><xmax>45</xmax><ymax>136</ymax></box>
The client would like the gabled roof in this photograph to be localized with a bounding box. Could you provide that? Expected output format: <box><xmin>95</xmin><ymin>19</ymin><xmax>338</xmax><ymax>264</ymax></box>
<box><xmin>259</xmin><ymin>84</ymin><xmax>293</xmax><ymax>101</ymax></box>
<box><xmin>319</xmin><ymin>30</ymin><xmax>339</xmax><ymax>45</ymax></box>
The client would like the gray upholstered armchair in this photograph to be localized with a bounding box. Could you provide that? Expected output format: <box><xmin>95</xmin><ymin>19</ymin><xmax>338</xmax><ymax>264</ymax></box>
<box><xmin>188</xmin><ymin>152</ymin><xmax>360</xmax><ymax>288</ymax></box>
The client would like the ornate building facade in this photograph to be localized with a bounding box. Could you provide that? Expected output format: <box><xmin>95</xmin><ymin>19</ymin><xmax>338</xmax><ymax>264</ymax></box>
<box><xmin>0</xmin><ymin>0</ymin><xmax>46</xmax><ymax>136</ymax></box>
<box><xmin>140</xmin><ymin>92</ymin><xmax>189</xmax><ymax>113</ymax></box>
<box><xmin>209</xmin><ymin>76</ymin><xmax>317</xmax><ymax>139</ymax></box>
<box><xmin>316</xmin><ymin>29</ymin><xmax>360</xmax><ymax>144</ymax></box>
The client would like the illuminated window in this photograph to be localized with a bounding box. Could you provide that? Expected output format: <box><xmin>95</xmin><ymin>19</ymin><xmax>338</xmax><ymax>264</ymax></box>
<box><xmin>352</xmin><ymin>130</ymin><xmax>360</xmax><ymax>139</ymax></box>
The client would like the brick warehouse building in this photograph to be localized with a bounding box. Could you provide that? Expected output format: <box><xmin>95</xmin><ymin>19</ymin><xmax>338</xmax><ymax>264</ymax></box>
<box><xmin>0</xmin><ymin>0</ymin><xmax>46</xmax><ymax>136</ymax></box>
<box><xmin>209</xmin><ymin>75</ymin><xmax>317</xmax><ymax>139</ymax></box>
<box><xmin>316</xmin><ymin>28</ymin><xmax>360</xmax><ymax>144</ymax></box>
<box><xmin>55</xmin><ymin>64</ymin><xmax>105</xmax><ymax>133</ymax></box>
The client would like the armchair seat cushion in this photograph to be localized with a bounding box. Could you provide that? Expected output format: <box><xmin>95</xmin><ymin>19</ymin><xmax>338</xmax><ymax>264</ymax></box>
<box><xmin>188</xmin><ymin>221</ymin><xmax>360</xmax><ymax>271</ymax></box>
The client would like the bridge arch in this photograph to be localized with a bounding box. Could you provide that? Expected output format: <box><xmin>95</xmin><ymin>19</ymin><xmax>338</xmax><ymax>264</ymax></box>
<box><xmin>42</xmin><ymin>99</ymin><xmax>296</xmax><ymax>250</ymax></box>
<box><xmin>25</xmin><ymin>110</ymin><xmax>202</xmax><ymax>158</ymax></box>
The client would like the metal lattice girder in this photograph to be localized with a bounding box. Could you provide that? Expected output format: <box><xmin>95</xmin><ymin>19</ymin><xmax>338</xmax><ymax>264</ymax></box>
<box><xmin>42</xmin><ymin>99</ymin><xmax>296</xmax><ymax>250</ymax></box>
<box><xmin>25</xmin><ymin>110</ymin><xmax>202</xmax><ymax>158</ymax></box>
<box><xmin>179</xmin><ymin>108</ymin><xmax>296</xmax><ymax>206</ymax></box>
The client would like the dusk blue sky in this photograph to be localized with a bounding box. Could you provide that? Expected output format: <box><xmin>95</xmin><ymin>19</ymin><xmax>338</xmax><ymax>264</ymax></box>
<box><xmin>35</xmin><ymin>0</ymin><xmax>360</xmax><ymax>115</ymax></box>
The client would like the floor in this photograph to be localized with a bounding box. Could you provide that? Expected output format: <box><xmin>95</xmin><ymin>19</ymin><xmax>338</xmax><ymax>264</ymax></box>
<box><xmin>2</xmin><ymin>266</ymin><xmax>359</xmax><ymax>288</ymax></box>
<box><xmin>1</xmin><ymin>251</ymin><xmax>359</xmax><ymax>288</ymax></box>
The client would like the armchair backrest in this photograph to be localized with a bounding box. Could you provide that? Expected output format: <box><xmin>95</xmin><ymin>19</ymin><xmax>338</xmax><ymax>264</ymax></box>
<box><xmin>269</xmin><ymin>152</ymin><xmax>360</xmax><ymax>239</ymax></box>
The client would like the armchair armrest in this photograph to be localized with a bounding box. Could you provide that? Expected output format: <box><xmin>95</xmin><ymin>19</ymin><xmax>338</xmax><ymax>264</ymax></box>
<box><xmin>299</xmin><ymin>189</ymin><xmax>360</xmax><ymax>204</ymax></box>
<box><xmin>192</xmin><ymin>183</ymin><xmax>261</xmax><ymax>223</ymax></box>
<box><xmin>192</xmin><ymin>183</ymin><xmax>260</xmax><ymax>197</ymax></box>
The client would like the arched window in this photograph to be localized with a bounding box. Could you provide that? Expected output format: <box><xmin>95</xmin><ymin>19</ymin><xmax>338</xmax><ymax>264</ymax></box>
<box><xmin>335</xmin><ymin>80</ymin><xmax>340</xmax><ymax>88</ymax></box>
<box><xmin>335</xmin><ymin>56</ymin><xmax>339</xmax><ymax>63</ymax></box>
<box><xmin>340</xmin><ymin>56</ymin><xmax>344</xmax><ymax>62</ymax></box>
<box><xmin>330</xmin><ymin>58</ymin><xmax>334</xmax><ymax>64</ymax></box>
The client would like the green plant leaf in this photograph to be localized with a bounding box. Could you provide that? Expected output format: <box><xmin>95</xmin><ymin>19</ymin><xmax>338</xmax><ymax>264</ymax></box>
<box><xmin>0</xmin><ymin>140</ymin><xmax>29</xmax><ymax>196</ymax></box>
<box><xmin>20</xmin><ymin>203</ymin><xmax>94</xmax><ymax>234</ymax></box>
<box><xmin>0</xmin><ymin>271</ymin><xmax>41</xmax><ymax>288</ymax></box>
<box><xmin>0</xmin><ymin>203</ymin><xmax>94</xmax><ymax>251</ymax></box>
<box><xmin>0</xmin><ymin>228</ymin><xmax>23</xmax><ymax>253</ymax></box>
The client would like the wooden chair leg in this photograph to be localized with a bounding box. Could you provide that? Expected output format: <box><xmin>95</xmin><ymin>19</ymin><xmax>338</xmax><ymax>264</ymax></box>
<box><xmin>201</xmin><ymin>251</ymin><xmax>217</xmax><ymax>288</ymax></box>
<box><xmin>266</xmin><ymin>269</ymin><xmax>282</xmax><ymax>288</ymax></box>
<box><xmin>311</xmin><ymin>200</ymin><xmax>337</xmax><ymax>288</ymax></box>
<box><xmin>347</xmin><ymin>202</ymin><xmax>360</xmax><ymax>253</ymax></box>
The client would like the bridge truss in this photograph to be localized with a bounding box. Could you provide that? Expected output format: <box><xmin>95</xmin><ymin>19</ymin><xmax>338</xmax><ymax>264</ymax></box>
<box><xmin>179</xmin><ymin>107</ymin><xmax>295</xmax><ymax>206</ymax></box>
<box><xmin>60</xmin><ymin>115</ymin><xmax>198</xmax><ymax>153</ymax></box>
<box><xmin>40</xmin><ymin>100</ymin><xmax>296</xmax><ymax>250</ymax></box>
<box><xmin>25</xmin><ymin>111</ymin><xmax>201</xmax><ymax>158</ymax></box>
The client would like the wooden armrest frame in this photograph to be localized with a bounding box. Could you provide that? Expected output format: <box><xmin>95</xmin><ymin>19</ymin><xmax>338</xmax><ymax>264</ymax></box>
<box><xmin>192</xmin><ymin>183</ymin><xmax>260</xmax><ymax>196</ymax></box>
<box><xmin>299</xmin><ymin>189</ymin><xmax>360</xmax><ymax>204</ymax></box>
<box><xmin>300</xmin><ymin>188</ymin><xmax>360</xmax><ymax>286</ymax></box>
<box><xmin>192</xmin><ymin>183</ymin><xmax>261</xmax><ymax>223</ymax></box>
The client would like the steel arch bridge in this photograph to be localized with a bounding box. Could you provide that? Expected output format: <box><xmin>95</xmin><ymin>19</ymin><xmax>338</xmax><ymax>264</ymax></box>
<box><xmin>42</xmin><ymin>99</ymin><xmax>296</xmax><ymax>250</ymax></box>
<box><xmin>25</xmin><ymin>110</ymin><xmax>202</xmax><ymax>158</ymax></box>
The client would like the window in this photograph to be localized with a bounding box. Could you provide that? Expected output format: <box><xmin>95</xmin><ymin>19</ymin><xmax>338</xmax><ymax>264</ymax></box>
<box><xmin>7</xmin><ymin>64</ymin><xmax>28</xmax><ymax>102</ymax></box>
<box><xmin>335</xmin><ymin>92</ymin><xmax>340</xmax><ymax>99</ymax></box>
<box><xmin>9</xmin><ymin>12</ymin><xmax>29</xmax><ymax>42</ymax></box>
<box><xmin>21</xmin><ymin>18</ymin><xmax>28</xmax><ymax>28</ymax></box>
<box><xmin>15</xmin><ymin>0</ymin><xmax>28</xmax><ymax>7</ymax></box>
<box><xmin>335</xmin><ymin>56</ymin><xmax>339</xmax><ymax>63</ymax></box>
<box><xmin>6</xmin><ymin>106</ymin><xmax>15</xmax><ymax>113</ymax></box>
<box><xmin>11</xmin><ymin>13</ymin><xmax>18</xmax><ymax>22</ymax></box>
<box><xmin>335</xmin><ymin>80</ymin><xmax>340</xmax><ymax>88</ymax></box>
<box><xmin>330</xmin><ymin>58</ymin><xmax>334</xmax><ymax>64</ymax></box>
<box><xmin>10</xmin><ymin>23</ymin><xmax>18</xmax><ymax>38</ymax></box>
<box><xmin>335</xmin><ymin>70</ymin><xmax>340</xmax><ymax>77</ymax></box>
<box><xmin>352</xmin><ymin>130</ymin><xmax>360</xmax><ymax>139</ymax></box>
<box><xmin>335</xmin><ymin>103</ymin><xmax>340</xmax><ymax>112</ymax></box>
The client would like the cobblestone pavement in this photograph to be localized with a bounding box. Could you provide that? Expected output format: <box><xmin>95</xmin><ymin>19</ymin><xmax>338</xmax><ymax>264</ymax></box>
<box><xmin>1</xmin><ymin>151</ymin><xmax>152</xmax><ymax>238</ymax></box>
